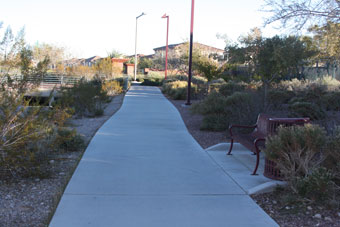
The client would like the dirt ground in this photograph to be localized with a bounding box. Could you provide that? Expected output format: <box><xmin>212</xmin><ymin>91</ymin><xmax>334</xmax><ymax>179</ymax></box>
<box><xmin>0</xmin><ymin>94</ymin><xmax>125</xmax><ymax>227</ymax></box>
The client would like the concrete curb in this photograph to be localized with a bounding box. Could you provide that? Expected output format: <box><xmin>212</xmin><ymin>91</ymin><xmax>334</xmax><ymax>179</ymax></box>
<box><xmin>205</xmin><ymin>143</ymin><xmax>287</xmax><ymax>195</ymax></box>
<box><xmin>247</xmin><ymin>181</ymin><xmax>287</xmax><ymax>195</ymax></box>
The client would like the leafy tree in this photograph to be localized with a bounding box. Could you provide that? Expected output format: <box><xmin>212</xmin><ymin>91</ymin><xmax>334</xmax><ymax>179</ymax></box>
<box><xmin>263</xmin><ymin>0</ymin><xmax>340</xmax><ymax>30</ymax></box>
<box><xmin>226</xmin><ymin>28</ymin><xmax>263</xmax><ymax>69</ymax></box>
<box><xmin>309</xmin><ymin>21</ymin><xmax>340</xmax><ymax>61</ymax></box>
<box><xmin>193</xmin><ymin>56</ymin><xmax>221</xmax><ymax>81</ymax></box>
<box><xmin>0</xmin><ymin>25</ymin><xmax>25</xmax><ymax>75</ymax></box>
<box><xmin>257</xmin><ymin>35</ymin><xmax>316</xmax><ymax>106</ymax></box>
<box><xmin>32</xmin><ymin>43</ymin><xmax>66</xmax><ymax>69</ymax></box>
<box><xmin>138</xmin><ymin>57</ymin><xmax>153</xmax><ymax>70</ymax></box>
<box><xmin>263</xmin><ymin>1</ymin><xmax>339</xmax><ymax>78</ymax></box>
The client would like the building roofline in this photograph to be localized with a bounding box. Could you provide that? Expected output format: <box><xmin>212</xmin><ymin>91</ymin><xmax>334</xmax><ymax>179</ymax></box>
<box><xmin>153</xmin><ymin>42</ymin><xmax>224</xmax><ymax>52</ymax></box>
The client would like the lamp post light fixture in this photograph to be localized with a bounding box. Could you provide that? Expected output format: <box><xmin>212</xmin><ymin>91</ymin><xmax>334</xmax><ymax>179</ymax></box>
<box><xmin>186</xmin><ymin>0</ymin><xmax>195</xmax><ymax>105</ymax></box>
<box><xmin>161</xmin><ymin>14</ymin><xmax>169</xmax><ymax>80</ymax></box>
<box><xmin>134</xmin><ymin>12</ymin><xmax>146</xmax><ymax>81</ymax></box>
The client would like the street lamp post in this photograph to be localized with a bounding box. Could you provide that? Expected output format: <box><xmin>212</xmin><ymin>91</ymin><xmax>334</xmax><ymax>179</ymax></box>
<box><xmin>186</xmin><ymin>0</ymin><xmax>195</xmax><ymax>105</ymax></box>
<box><xmin>161</xmin><ymin>14</ymin><xmax>169</xmax><ymax>80</ymax></box>
<box><xmin>134</xmin><ymin>12</ymin><xmax>146</xmax><ymax>81</ymax></box>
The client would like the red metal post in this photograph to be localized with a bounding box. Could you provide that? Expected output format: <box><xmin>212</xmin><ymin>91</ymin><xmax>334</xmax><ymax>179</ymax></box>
<box><xmin>162</xmin><ymin>14</ymin><xmax>169</xmax><ymax>80</ymax></box>
<box><xmin>186</xmin><ymin>0</ymin><xmax>195</xmax><ymax>105</ymax></box>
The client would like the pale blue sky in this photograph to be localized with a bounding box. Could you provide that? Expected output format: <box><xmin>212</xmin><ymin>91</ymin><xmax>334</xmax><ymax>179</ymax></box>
<box><xmin>0</xmin><ymin>0</ymin><xmax>282</xmax><ymax>58</ymax></box>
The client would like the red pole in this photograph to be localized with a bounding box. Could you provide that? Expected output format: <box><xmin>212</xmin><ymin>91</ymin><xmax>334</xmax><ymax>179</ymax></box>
<box><xmin>162</xmin><ymin>14</ymin><xmax>169</xmax><ymax>80</ymax></box>
<box><xmin>186</xmin><ymin>0</ymin><xmax>194</xmax><ymax>105</ymax></box>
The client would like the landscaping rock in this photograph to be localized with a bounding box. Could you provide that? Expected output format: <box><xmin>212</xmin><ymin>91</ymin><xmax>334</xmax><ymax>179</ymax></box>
<box><xmin>314</xmin><ymin>214</ymin><xmax>322</xmax><ymax>219</ymax></box>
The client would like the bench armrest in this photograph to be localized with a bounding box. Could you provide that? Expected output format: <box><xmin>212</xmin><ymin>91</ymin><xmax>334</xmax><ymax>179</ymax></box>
<box><xmin>254</xmin><ymin>137</ymin><xmax>266</xmax><ymax>151</ymax></box>
<box><xmin>229</xmin><ymin>124</ymin><xmax>257</xmax><ymax>137</ymax></box>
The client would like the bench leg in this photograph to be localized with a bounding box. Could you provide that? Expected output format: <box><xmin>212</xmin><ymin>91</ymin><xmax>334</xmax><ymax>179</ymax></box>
<box><xmin>227</xmin><ymin>138</ymin><xmax>233</xmax><ymax>155</ymax></box>
<box><xmin>251</xmin><ymin>148</ymin><xmax>260</xmax><ymax>175</ymax></box>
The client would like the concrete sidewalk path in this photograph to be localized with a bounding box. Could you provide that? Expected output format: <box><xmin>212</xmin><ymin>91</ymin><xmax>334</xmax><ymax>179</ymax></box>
<box><xmin>50</xmin><ymin>86</ymin><xmax>278</xmax><ymax>227</ymax></box>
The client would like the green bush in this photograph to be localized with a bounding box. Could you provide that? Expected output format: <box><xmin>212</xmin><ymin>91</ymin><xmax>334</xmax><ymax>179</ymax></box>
<box><xmin>190</xmin><ymin>91</ymin><xmax>226</xmax><ymax>114</ymax></box>
<box><xmin>191</xmin><ymin>91</ymin><xmax>259</xmax><ymax>131</ymax></box>
<box><xmin>322</xmin><ymin>91</ymin><xmax>340</xmax><ymax>111</ymax></box>
<box><xmin>114</xmin><ymin>76</ymin><xmax>130</xmax><ymax>90</ymax></box>
<box><xmin>288</xmin><ymin>101</ymin><xmax>326</xmax><ymax>120</ymax></box>
<box><xmin>54</xmin><ymin>128</ymin><xmax>85</xmax><ymax>152</ymax></box>
<box><xmin>0</xmin><ymin>91</ymin><xmax>70</xmax><ymax>177</ymax></box>
<box><xmin>265</xmin><ymin>124</ymin><xmax>326</xmax><ymax>180</ymax></box>
<box><xmin>102</xmin><ymin>80</ymin><xmax>123</xmax><ymax>96</ymax></box>
<box><xmin>162</xmin><ymin>81</ymin><xmax>197</xmax><ymax>100</ymax></box>
<box><xmin>296</xmin><ymin>167</ymin><xmax>335</xmax><ymax>202</ymax></box>
<box><xmin>268</xmin><ymin>89</ymin><xmax>295</xmax><ymax>108</ymax></box>
<box><xmin>164</xmin><ymin>75</ymin><xmax>207</xmax><ymax>85</ymax></box>
<box><xmin>141</xmin><ymin>78</ymin><xmax>163</xmax><ymax>86</ymax></box>
<box><xmin>325</xmin><ymin>127</ymin><xmax>340</xmax><ymax>183</ymax></box>
<box><xmin>218</xmin><ymin>82</ymin><xmax>246</xmax><ymax>97</ymax></box>
<box><xmin>59</xmin><ymin>78</ymin><xmax>108</xmax><ymax>117</ymax></box>
<box><xmin>265</xmin><ymin>124</ymin><xmax>339</xmax><ymax>204</ymax></box>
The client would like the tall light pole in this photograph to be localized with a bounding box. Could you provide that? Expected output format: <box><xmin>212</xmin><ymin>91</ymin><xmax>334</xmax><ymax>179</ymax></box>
<box><xmin>186</xmin><ymin>0</ymin><xmax>195</xmax><ymax>105</ymax></box>
<box><xmin>161</xmin><ymin>14</ymin><xmax>169</xmax><ymax>80</ymax></box>
<box><xmin>134</xmin><ymin>12</ymin><xmax>146</xmax><ymax>81</ymax></box>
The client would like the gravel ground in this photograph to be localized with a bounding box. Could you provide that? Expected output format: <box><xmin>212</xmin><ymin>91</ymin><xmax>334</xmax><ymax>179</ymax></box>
<box><xmin>168</xmin><ymin>99</ymin><xmax>228</xmax><ymax>149</ymax></box>
<box><xmin>0</xmin><ymin>94</ymin><xmax>125</xmax><ymax>227</ymax></box>
<box><xmin>251</xmin><ymin>192</ymin><xmax>340</xmax><ymax>227</ymax></box>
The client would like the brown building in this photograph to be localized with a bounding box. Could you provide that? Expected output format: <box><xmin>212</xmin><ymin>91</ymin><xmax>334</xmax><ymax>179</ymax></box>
<box><xmin>111</xmin><ymin>58</ymin><xmax>129</xmax><ymax>75</ymax></box>
<box><xmin>125</xmin><ymin>63</ymin><xmax>135</xmax><ymax>76</ymax></box>
<box><xmin>153</xmin><ymin>42</ymin><xmax>225</xmax><ymax>61</ymax></box>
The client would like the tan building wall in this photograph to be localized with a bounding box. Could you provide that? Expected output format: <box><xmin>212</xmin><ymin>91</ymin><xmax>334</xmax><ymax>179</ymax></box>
<box><xmin>112</xmin><ymin>58</ymin><xmax>128</xmax><ymax>74</ymax></box>
<box><xmin>125</xmin><ymin>63</ymin><xmax>135</xmax><ymax>76</ymax></box>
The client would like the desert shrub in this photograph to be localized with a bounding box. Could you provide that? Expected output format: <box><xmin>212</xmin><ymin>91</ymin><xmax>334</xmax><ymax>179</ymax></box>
<box><xmin>191</xmin><ymin>91</ymin><xmax>227</xmax><ymax>115</ymax></box>
<box><xmin>162</xmin><ymin>81</ymin><xmax>197</xmax><ymax>100</ymax></box>
<box><xmin>191</xmin><ymin>91</ymin><xmax>260</xmax><ymax>131</ymax></box>
<box><xmin>268</xmin><ymin>89</ymin><xmax>295</xmax><ymax>108</ymax></box>
<box><xmin>147</xmin><ymin>71</ymin><xmax>164</xmax><ymax>79</ymax></box>
<box><xmin>59</xmin><ymin>78</ymin><xmax>108</xmax><ymax>117</ymax></box>
<box><xmin>114</xmin><ymin>76</ymin><xmax>130</xmax><ymax>90</ymax></box>
<box><xmin>301</xmin><ymin>84</ymin><xmax>328</xmax><ymax>105</ymax></box>
<box><xmin>264</xmin><ymin>124</ymin><xmax>327</xmax><ymax>184</ymax></box>
<box><xmin>0</xmin><ymin>91</ymin><xmax>70</xmax><ymax>177</ymax></box>
<box><xmin>314</xmin><ymin>76</ymin><xmax>340</xmax><ymax>91</ymax></box>
<box><xmin>136</xmin><ymin>77</ymin><xmax>144</xmax><ymax>83</ymax></box>
<box><xmin>288</xmin><ymin>102</ymin><xmax>326</xmax><ymax>120</ymax></box>
<box><xmin>265</xmin><ymin>124</ymin><xmax>340</xmax><ymax>204</ymax></box>
<box><xmin>102</xmin><ymin>80</ymin><xmax>123</xmax><ymax>96</ymax></box>
<box><xmin>277</xmin><ymin>78</ymin><xmax>308</xmax><ymax>92</ymax></box>
<box><xmin>164</xmin><ymin>75</ymin><xmax>207</xmax><ymax>85</ymax></box>
<box><xmin>54</xmin><ymin>128</ymin><xmax>85</xmax><ymax>152</ymax></box>
<box><xmin>218</xmin><ymin>82</ymin><xmax>247</xmax><ymax>97</ymax></box>
<box><xmin>321</xmin><ymin>91</ymin><xmax>340</xmax><ymax>111</ymax></box>
<box><xmin>135</xmin><ymin>74</ymin><xmax>145</xmax><ymax>82</ymax></box>
<box><xmin>278</xmin><ymin>77</ymin><xmax>340</xmax><ymax>93</ymax></box>
<box><xmin>191</xmin><ymin>92</ymin><xmax>229</xmax><ymax>131</ymax></box>
<box><xmin>325</xmin><ymin>127</ymin><xmax>340</xmax><ymax>183</ymax></box>
<box><xmin>140</xmin><ymin>72</ymin><xmax>165</xmax><ymax>86</ymax></box>
<box><xmin>141</xmin><ymin>78</ymin><xmax>163</xmax><ymax>86</ymax></box>
<box><xmin>209</xmin><ymin>78</ymin><xmax>226</xmax><ymax>84</ymax></box>
<box><xmin>207</xmin><ymin>79</ymin><xmax>227</xmax><ymax>93</ymax></box>
<box><xmin>295</xmin><ymin>167</ymin><xmax>335</xmax><ymax>202</ymax></box>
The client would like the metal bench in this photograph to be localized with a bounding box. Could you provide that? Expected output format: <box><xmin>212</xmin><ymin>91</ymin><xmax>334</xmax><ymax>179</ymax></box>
<box><xmin>227</xmin><ymin>114</ymin><xmax>310</xmax><ymax>175</ymax></box>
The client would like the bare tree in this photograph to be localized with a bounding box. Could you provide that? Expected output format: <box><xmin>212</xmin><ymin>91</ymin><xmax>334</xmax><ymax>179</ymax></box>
<box><xmin>263</xmin><ymin>0</ymin><xmax>340</xmax><ymax>29</ymax></box>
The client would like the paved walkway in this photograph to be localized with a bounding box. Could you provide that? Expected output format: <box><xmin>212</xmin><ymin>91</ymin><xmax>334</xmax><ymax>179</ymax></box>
<box><xmin>50</xmin><ymin>86</ymin><xmax>278</xmax><ymax>227</ymax></box>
